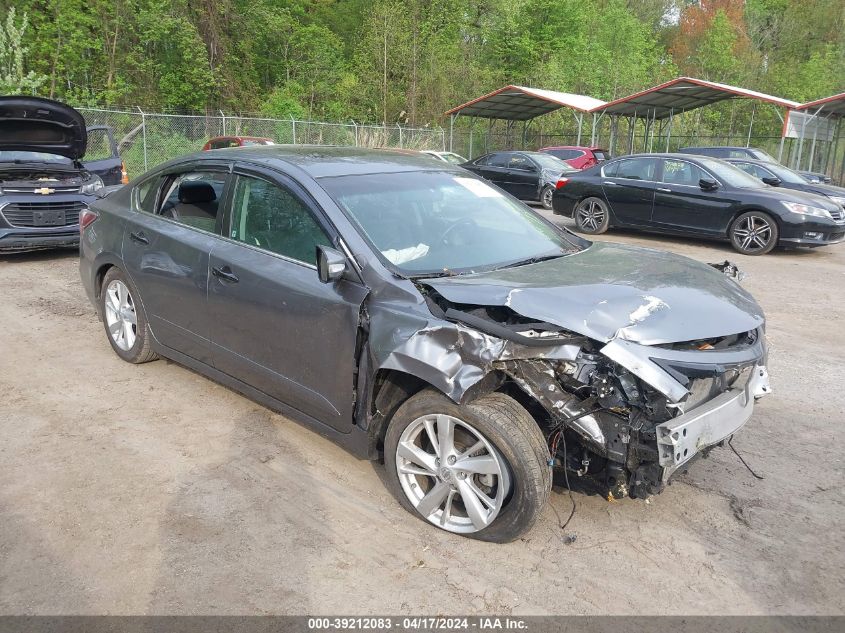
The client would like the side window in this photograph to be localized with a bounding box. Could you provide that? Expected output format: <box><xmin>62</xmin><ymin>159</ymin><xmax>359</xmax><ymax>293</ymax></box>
<box><xmin>134</xmin><ymin>176</ymin><xmax>163</xmax><ymax>214</ymax></box>
<box><xmin>229</xmin><ymin>175</ymin><xmax>331</xmax><ymax>265</ymax></box>
<box><xmin>734</xmin><ymin>162</ymin><xmax>767</xmax><ymax>179</ymax></box>
<box><xmin>602</xmin><ymin>161</ymin><xmax>619</xmax><ymax>177</ymax></box>
<box><xmin>509</xmin><ymin>154</ymin><xmax>535</xmax><ymax>171</ymax></box>
<box><xmin>85</xmin><ymin>128</ymin><xmax>115</xmax><ymax>161</ymax></box>
<box><xmin>159</xmin><ymin>171</ymin><xmax>226</xmax><ymax>233</ymax></box>
<box><xmin>473</xmin><ymin>155</ymin><xmax>490</xmax><ymax>166</ymax></box>
<box><xmin>548</xmin><ymin>149</ymin><xmax>578</xmax><ymax>160</ymax></box>
<box><xmin>661</xmin><ymin>159</ymin><xmax>706</xmax><ymax>186</ymax></box>
<box><xmin>616</xmin><ymin>158</ymin><xmax>658</xmax><ymax>181</ymax></box>
<box><xmin>728</xmin><ymin>149</ymin><xmax>750</xmax><ymax>158</ymax></box>
<box><xmin>489</xmin><ymin>153</ymin><xmax>512</xmax><ymax>168</ymax></box>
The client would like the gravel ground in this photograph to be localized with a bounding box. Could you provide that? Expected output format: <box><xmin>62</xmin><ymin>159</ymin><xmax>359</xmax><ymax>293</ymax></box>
<box><xmin>1</xmin><ymin>214</ymin><xmax>843</xmax><ymax>615</ymax></box>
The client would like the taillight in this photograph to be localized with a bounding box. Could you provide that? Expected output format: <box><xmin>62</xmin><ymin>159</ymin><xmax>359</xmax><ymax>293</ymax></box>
<box><xmin>555</xmin><ymin>177</ymin><xmax>570</xmax><ymax>189</ymax></box>
<box><xmin>120</xmin><ymin>161</ymin><xmax>129</xmax><ymax>184</ymax></box>
<box><xmin>79</xmin><ymin>208</ymin><xmax>98</xmax><ymax>232</ymax></box>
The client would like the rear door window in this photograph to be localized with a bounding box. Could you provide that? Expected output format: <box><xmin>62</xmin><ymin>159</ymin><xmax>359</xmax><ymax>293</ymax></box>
<box><xmin>227</xmin><ymin>174</ymin><xmax>331</xmax><ymax>266</ymax></box>
<box><xmin>489</xmin><ymin>153</ymin><xmax>512</xmax><ymax>168</ymax></box>
<box><xmin>509</xmin><ymin>154</ymin><xmax>535</xmax><ymax>171</ymax></box>
<box><xmin>615</xmin><ymin>158</ymin><xmax>658</xmax><ymax>181</ymax></box>
<box><xmin>158</xmin><ymin>171</ymin><xmax>227</xmax><ymax>233</ymax></box>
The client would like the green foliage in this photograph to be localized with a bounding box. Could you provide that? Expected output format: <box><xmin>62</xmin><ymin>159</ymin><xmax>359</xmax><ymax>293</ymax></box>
<box><xmin>0</xmin><ymin>0</ymin><xmax>840</xmax><ymax>125</ymax></box>
<box><xmin>0</xmin><ymin>8</ymin><xmax>45</xmax><ymax>94</ymax></box>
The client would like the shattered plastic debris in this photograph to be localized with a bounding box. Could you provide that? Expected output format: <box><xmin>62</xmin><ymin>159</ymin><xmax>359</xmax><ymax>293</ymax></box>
<box><xmin>709</xmin><ymin>260</ymin><xmax>746</xmax><ymax>282</ymax></box>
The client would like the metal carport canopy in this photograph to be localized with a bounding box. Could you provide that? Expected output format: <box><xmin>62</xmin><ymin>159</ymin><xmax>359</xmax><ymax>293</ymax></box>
<box><xmin>797</xmin><ymin>92</ymin><xmax>845</xmax><ymax>117</ymax></box>
<box><xmin>444</xmin><ymin>85</ymin><xmax>606</xmax><ymax>120</ymax></box>
<box><xmin>592</xmin><ymin>77</ymin><xmax>801</xmax><ymax>119</ymax></box>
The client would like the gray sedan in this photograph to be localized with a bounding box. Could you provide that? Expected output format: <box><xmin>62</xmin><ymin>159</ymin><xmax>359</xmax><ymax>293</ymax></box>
<box><xmin>79</xmin><ymin>146</ymin><xmax>771</xmax><ymax>542</ymax></box>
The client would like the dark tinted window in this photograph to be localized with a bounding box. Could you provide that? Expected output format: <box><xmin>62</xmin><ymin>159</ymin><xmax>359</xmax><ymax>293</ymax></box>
<box><xmin>159</xmin><ymin>171</ymin><xmax>226</xmax><ymax>233</ymax></box>
<box><xmin>509</xmin><ymin>154</ymin><xmax>535</xmax><ymax>171</ymax></box>
<box><xmin>229</xmin><ymin>175</ymin><xmax>330</xmax><ymax>265</ymax></box>
<box><xmin>602</xmin><ymin>162</ymin><xmax>619</xmax><ymax>177</ymax></box>
<box><xmin>489</xmin><ymin>153</ymin><xmax>512</xmax><ymax>167</ymax></box>
<box><xmin>661</xmin><ymin>159</ymin><xmax>707</xmax><ymax>186</ymax></box>
<box><xmin>733</xmin><ymin>162</ymin><xmax>773</xmax><ymax>180</ymax></box>
<box><xmin>85</xmin><ymin>128</ymin><xmax>115</xmax><ymax>161</ymax></box>
<box><xmin>615</xmin><ymin>158</ymin><xmax>659</xmax><ymax>181</ymax></box>
<box><xmin>546</xmin><ymin>149</ymin><xmax>581</xmax><ymax>160</ymax></box>
<box><xmin>473</xmin><ymin>155</ymin><xmax>490</xmax><ymax>166</ymax></box>
<box><xmin>593</xmin><ymin>151</ymin><xmax>608</xmax><ymax>160</ymax></box>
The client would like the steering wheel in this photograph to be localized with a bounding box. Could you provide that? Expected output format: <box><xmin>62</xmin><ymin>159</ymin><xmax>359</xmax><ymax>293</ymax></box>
<box><xmin>437</xmin><ymin>218</ymin><xmax>476</xmax><ymax>246</ymax></box>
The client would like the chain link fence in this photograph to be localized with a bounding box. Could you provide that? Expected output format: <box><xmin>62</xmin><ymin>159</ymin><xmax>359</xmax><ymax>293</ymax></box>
<box><xmin>77</xmin><ymin>108</ymin><xmax>447</xmax><ymax>179</ymax></box>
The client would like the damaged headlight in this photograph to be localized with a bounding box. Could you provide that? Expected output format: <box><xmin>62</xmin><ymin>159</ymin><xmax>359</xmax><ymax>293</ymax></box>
<box><xmin>781</xmin><ymin>200</ymin><xmax>833</xmax><ymax>220</ymax></box>
<box><xmin>80</xmin><ymin>176</ymin><xmax>104</xmax><ymax>195</ymax></box>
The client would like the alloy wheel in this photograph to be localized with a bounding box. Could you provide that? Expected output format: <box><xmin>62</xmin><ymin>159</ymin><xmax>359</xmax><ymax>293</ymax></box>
<box><xmin>104</xmin><ymin>279</ymin><xmax>137</xmax><ymax>351</ymax></box>
<box><xmin>576</xmin><ymin>199</ymin><xmax>606</xmax><ymax>231</ymax></box>
<box><xmin>542</xmin><ymin>186</ymin><xmax>554</xmax><ymax>208</ymax></box>
<box><xmin>733</xmin><ymin>214</ymin><xmax>774</xmax><ymax>253</ymax></box>
<box><xmin>395</xmin><ymin>414</ymin><xmax>511</xmax><ymax>534</ymax></box>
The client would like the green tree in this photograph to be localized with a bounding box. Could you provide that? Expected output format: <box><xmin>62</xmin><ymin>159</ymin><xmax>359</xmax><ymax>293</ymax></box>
<box><xmin>0</xmin><ymin>8</ymin><xmax>45</xmax><ymax>94</ymax></box>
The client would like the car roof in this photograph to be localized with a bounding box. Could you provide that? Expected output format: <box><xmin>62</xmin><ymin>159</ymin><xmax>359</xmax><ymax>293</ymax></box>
<box><xmin>722</xmin><ymin>157</ymin><xmax>780</xmax><ymax>166</ymax></box>
<box><xmin>197</xmin><ymin>144</ymin><xmax>461</xmax><ymax>177</ymax></box>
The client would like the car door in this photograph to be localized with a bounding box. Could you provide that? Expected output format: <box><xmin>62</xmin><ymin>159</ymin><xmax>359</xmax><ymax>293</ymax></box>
<box><xmin>599</xmin><ymin>157</ymin><xmax>659</xmax><ymax>226</ymax></box>
<box><xmin>479</xmin><ymin>152</ymin><xmax>514</xmax><ymax>192</ymax></box>
<box><xmin>508</xmin><ymin>154</ymin><xmax>541</xmax><ymax>200</ymax></box>
<box><xmin>208</xmin><ymin>166</ymin><xmax>368</xmax><ymax>431</ymax></box>
<box><xmin>83</xmin><ymin>126</ymin><xmax>123</xmax><ymax>185</ymax></box>
<box><xmin>651</xmin><ymin>158</ymin><xmax>734</xmax><ymax>234</ymax></box>
<box><xmin>121</xmin><ymin>164</ymin><xmax>230</xmax><ymax>364</ymax></box>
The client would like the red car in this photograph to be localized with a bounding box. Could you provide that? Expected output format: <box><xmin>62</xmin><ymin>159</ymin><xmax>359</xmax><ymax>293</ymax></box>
<box><xmin>202</xmin><ymin>136</ymin><xmax>274</xmax><ymax>151</ymax></box>
<box><xmin>538</xmin><ymin>146</ymin><xmax>609</xmax><ymax>170</ymax></box>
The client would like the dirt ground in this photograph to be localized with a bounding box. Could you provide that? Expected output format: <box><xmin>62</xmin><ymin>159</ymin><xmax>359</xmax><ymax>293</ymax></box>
<box><xmin>1</xmin><ymin>214</ymin><xmax>843</xmax><ymax>615</ymax></box>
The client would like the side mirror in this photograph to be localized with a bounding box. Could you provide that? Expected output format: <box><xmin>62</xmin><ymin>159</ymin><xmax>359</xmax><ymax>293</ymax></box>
<box><xmin>761</xmin><ymin>176</ymin><xmax>781</xmax><ymax>186</ymax></box>
<box><xmin>699</xmin><ymin>178</ymin><xmax>719</xmax><ymax>191</ymax></box>
<box><xmin>316</xmin><ymin>245</ymin><xmax>347</xmax><ymax>284</ymax></box>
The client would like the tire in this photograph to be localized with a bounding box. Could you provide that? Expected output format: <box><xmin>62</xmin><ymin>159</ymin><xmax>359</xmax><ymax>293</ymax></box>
<box><xmin>573</xmin><ymin>196</ymin><xmax>610</xmax><ymax>234</ymax></box>
<box><xmin>729</xmin><ymin>211</ymin><xmax>778</xmax><ymax>255</ymax></box>
<box><xmin>540</xmin><ymin>185</ymin><xmax>554</xmax><ymax>210</ymax></box>
<box><xmin>100</xmin><ymin>267</ymin><xmax>158</xmax><ymax>364</ymax></box>
<box><xmin>384</xmin><ymin>389</ymin><xmax>551</xmax><ymax>543</ymax></box>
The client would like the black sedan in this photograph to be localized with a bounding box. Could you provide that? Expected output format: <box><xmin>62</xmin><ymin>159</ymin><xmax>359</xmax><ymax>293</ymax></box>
<box><xmin>725</xmin><ymin>158</ymin><xmax>845</xmax><ymax>209</ymax></box>
<box><xmin>552</xmin><ymin>153</ymin><xmax>845</xmax><ymax>255</ymax></box>
<box><xmin>461</xmin><ymin>151</ymin><xmax>576</xmax><ymax>209</ymax></box>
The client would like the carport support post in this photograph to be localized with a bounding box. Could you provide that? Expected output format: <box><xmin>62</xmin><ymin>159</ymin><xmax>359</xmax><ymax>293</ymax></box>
<box><xmin>575</xmin><ymin>113</ymin><xmax>583</xmax><ymax>146</ymax></box>
<box><xmin>449</xmin><ymin>114</ymin><xmax>455</xmax><ymax>152</ymax></box>
<box><xmin>665</xmin><ymin>108</ymin><xmax>674</xmax><ymax>152</ymax></box>
<box><xmin>746</xmin><ymin>103</ymin><xmax>756</xmax><ymax>147</ymax></box>
<box><xmin>777</xmin><ymin>108</ymin><xmax>788</xmax><ymax>162</ymax></box>
<box><xmin>220</xmin><ymin>110</ymin><xmax>226</xmax><ymax>136</ymax></box>
<box><xmin>291</xmin><ymin>116</ymin><xmax>297</xmax><ymax>144</ymax></box>
<box><xmin>590</xmin><ymin>113</ymin><xmax>597</xmax><ymax>146</ymax></box>
<box><xmin>137</xmin><ymin>107</ymin><xmax>148</xmax><ymax>171</ymax></box>
<box><xmin>468</xmin><ymin>120</ymin><xmax>474</xmax><ymax>159</ymax></box>
<box><xmin>628</xmin><ymin>112</ymin><xmax>637</xmax><ymax>154</ymax></box>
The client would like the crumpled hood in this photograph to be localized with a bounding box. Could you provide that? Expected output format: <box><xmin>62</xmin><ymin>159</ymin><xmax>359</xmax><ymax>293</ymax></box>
<box><xmin>0</xmin><ymin>96</ymin><xmax>87</xmax><ymax>160</ymax></box>
<box><xmin>423</xmin><ymin>242</ymin><xmax>764</xmax><ymax>345</ymax></box>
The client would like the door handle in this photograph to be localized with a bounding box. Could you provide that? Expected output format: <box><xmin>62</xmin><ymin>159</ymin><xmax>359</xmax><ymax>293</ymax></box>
<box><xmin>211</xmin><ymin>265</ymin><xmax>239</xmax><ymax>284</ymax></box>
<box><xmin>129</xmin><ymin>231</ymin><xmax>149</xmax><ymax>245</ymax></box>
<box><xmin>602</xmin><ymin>181</ymin><xmax>618</xmax><ymax>186</ymax></box>
<box><xmin>656</xmin><ymin>187</ymin><xmax>672</xmax><ymax>193</ymax></box>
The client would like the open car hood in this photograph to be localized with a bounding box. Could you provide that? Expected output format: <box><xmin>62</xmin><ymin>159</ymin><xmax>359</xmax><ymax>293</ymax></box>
<box><xmin>0</xmin><ymin>96</ymin><xmax>87</xmax><ymax>160</ymax></box>
<box><xmin>423</xmin><ymin>242</ymin><xmax>764</xmax><ymax>345</ymax></box>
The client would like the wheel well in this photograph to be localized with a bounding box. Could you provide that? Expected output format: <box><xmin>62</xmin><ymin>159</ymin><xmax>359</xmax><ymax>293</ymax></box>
<box><xmin>94</xmin><ymin>263</ymin><xmax>115</xmax><ymax>299</ymax></box>
<box><xmin>730</xmin><ymin>208</ymin><xmax>781</xmax><ymax>233</ymax></box>
<box><xmin>366</xmin><ymin>368</ymin><xmax>552</xmax><ymax>460</ymax></box>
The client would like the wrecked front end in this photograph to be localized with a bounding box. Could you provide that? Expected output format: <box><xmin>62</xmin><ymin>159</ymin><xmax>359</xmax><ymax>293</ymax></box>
<box><xmin>374</xmin><ymin>253</ymin><xmax>771</xmax><ymax>501</ymax></box>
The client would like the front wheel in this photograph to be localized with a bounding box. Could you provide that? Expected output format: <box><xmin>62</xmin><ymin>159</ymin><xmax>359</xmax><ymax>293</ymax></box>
<box><xmin>573</xmin><ymin>196</ymin><xmax>610</xmax><ymax>234</ymax></box>
<box><xmin>540</xmin><ymin>185</ymin><xmax>554</xmax><ymax>210</ymax></box>
<box><xmin>729</xmin><ymin>211</ymin><xmax>778</xmax><ymax>255</ymax></box>
<box><xmin>384</xmin><ymin>390</ymin><xmax>551</xmax><ymax>542</ymax></box>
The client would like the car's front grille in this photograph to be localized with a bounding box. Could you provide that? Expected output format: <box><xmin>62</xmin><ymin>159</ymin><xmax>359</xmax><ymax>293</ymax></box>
<box><xmin>830</xmin><ymin>231</ymin><xmax>845</xmax><ymax>241</ymax></box>
<box><xmin>830</xmin><ymin>207</ymin><xmax>845</xmax><ymax>221</ymax></box>
<box><xmin>0</xmin><ymin>201</ymin><xmax>85</xmax><ymax>228</ymax></box>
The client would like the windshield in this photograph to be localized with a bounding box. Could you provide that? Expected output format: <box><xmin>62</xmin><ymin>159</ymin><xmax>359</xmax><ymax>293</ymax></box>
<box><xmin>0</xmin><ymin>151</ymin><xmax>72</xmax><ymax>164</ymax></box>
<box><xmin>697</xmin><ymin>157</ymin><xmax>767</xmax><ymax>189</ymax></box>
<box><xmin>320</xmin><ymin>170</ymin><xmax>582</xmax><ymax>276</ymax></box>
<box><xmin>528</xmin><ymin>152</ymin><xmax>574</xmax><ymax>172</ymax></box>
<box><xmin>749</xmin><ymin>148</ymin><xmax>777</xmax><ymax>162</ymax></box>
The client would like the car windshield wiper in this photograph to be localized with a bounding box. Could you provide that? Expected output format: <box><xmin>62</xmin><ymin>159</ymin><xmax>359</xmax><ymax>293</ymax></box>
<box><xmin>493</xmin><ymin>252</ymin><xmax>566</xmax><ymax>271</ymax></box>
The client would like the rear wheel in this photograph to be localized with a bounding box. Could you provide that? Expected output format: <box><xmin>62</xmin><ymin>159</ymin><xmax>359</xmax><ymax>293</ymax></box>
<box><xmin>574</xmin><ymin>196</ymin><xmax>610</xmax><ymax>234</ymax></box>
<box><xmin>100</xmin><ymin>267</ymin><xmax>158</xmax><ymax>364</ymax></box>
<box><xmin>729</xmin><ymin>211</ymin><xmax>778</xmax><ymax>255</ymax></box>
<box><xmin>384</xmin><ymin>390</ymin><xmax>551</xmax><ymax>542</ymax></box>
<box><xmin>540</xmin><ymin>185</ymin><xmax>554</xmax><ymax>210</ymax></box>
